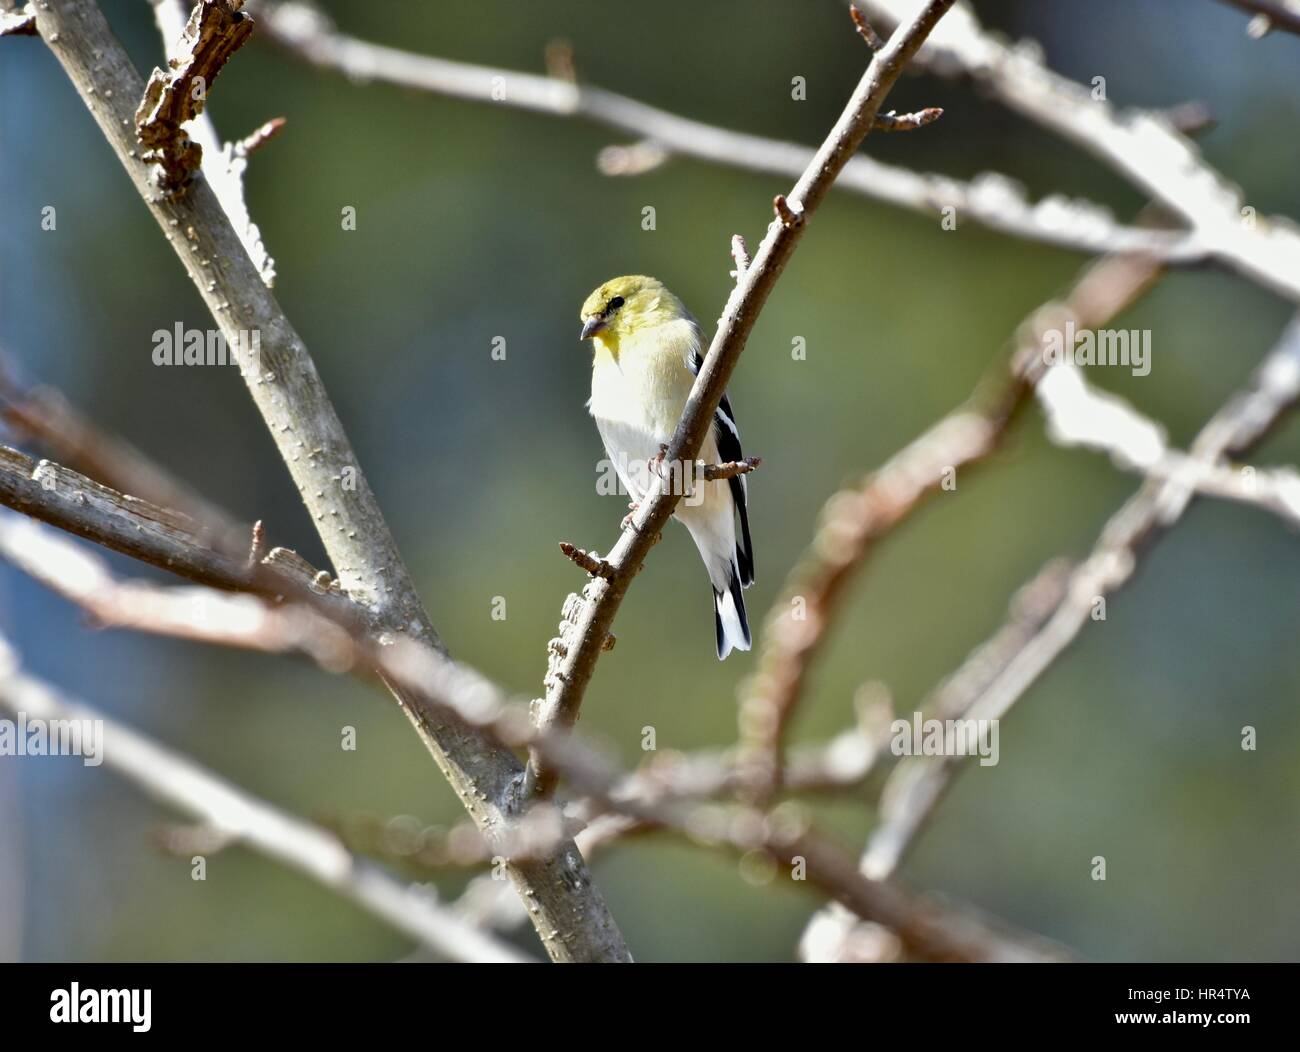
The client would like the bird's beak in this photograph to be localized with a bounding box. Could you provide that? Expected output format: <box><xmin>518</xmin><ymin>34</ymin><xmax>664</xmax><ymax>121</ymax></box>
<box><xmin>579</xmin><ymin>316</ymin><xmax>607</xmax><ymax>341</ymax></box>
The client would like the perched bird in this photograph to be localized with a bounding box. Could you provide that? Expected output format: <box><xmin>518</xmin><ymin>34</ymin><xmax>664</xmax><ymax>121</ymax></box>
<box><xmin>579</xmin><ymin>275</ymin><xmax>754</xmax><ymax>659</ymax></box>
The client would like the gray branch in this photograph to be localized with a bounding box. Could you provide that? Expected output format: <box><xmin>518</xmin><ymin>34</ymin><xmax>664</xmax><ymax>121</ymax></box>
<box><xmin>27</xmin><ymin>0</ymin><xmax>627</xmax><ymax>962</ymax></box>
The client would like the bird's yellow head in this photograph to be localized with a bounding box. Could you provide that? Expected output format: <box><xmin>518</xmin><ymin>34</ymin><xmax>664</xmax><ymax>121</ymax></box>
<box><xmin>578</xmin><ymin>275</ymin><xmax>686</xmax><ymax>351</ymax></box>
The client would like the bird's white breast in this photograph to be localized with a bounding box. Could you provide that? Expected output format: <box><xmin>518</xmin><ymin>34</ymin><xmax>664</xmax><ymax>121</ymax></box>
<box><xmin>589</xmin><ymin>318</ymin><xmax>700</xmax><ymax>502</ymax></box>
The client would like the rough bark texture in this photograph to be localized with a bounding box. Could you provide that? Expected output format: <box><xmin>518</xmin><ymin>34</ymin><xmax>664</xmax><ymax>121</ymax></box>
<box><xmin>31</xmin><ymin>0</ymin><xmax>628</xmax><ymax>962</ymax></box>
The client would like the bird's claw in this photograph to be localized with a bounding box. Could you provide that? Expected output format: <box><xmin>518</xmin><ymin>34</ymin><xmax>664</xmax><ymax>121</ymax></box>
<box><xmin>649</xmin><ymin>444</ymin><xmax>669</xmax><ymax>479</ymax></box>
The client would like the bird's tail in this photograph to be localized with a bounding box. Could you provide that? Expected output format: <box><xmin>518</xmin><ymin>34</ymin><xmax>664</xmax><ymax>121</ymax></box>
<box><xmin>713</xmin><ymin>561</ymin><xmax>751</xmax><ymax>660</ymax></box>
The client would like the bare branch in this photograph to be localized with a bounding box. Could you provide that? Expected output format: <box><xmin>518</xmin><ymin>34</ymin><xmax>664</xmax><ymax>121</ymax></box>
<box><xmin>247</xmin><ymin>0</ymin><xmax>1197</xmax><ymax>262</ymax></box>
<box><xmin>701</xmin><ymin>456</ymin><xmax>762</xmax><ymax>482</ymax></box>
<box><xmin>32</xmin><ymin>0</ymin><xmax>628</xmax><ymax>962</ymax></box>
<box><xmin>558</xmin><ymin>541</ymin><xmax>614</xmax><ymax>580</ymax></box>
<box><xmin>862</xmin><ymin>311</ymin><xmax>1300</xmax><ymax>884</ymax></box>
<box><xmin>861</xmin><ymin>0</ymin><xmax>1300</xmax><ymax>301</ymax></box>
<box><xmin>0</xmin><ymin>491</ymin><xmax>1064</xmax><ymax>962</ymax></box>
<box><xmin>737</xmin><ymin>250</ymin><xmax>1162</xmax><ymax>802</ymax></box>
<box><xmin>525</xmin><ymin>0</ymin><xmax>961</xmax><ymax>800</ymax></box>
<box><xmin>0</xmin><ymin>631</ymin><xmax>530</xmax><ymax>963</ymax></box>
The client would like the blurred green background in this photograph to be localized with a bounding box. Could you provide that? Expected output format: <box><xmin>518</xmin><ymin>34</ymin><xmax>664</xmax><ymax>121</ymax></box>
<box><xmin>1</xmin><ymin>0</ymin><xmax>1297</xmax><ymax>962</ymax></box>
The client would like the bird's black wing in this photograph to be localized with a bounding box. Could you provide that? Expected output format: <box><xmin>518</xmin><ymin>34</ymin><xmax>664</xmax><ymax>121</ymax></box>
<box><xmin>690</xmin><ymin>348</ymin><xmax>754</xmax><ymax>586</ymax></box>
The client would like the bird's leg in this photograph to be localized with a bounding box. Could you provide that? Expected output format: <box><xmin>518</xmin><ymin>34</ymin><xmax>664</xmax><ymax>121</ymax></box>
<box><xmin>621</xmin><ymin>501</ymin><xmax>640</xmax><ymax>530</ymax></box>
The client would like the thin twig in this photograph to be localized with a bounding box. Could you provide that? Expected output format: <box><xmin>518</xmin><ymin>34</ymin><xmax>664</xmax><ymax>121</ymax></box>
<box><xmin>559</xmin><ymin>541</ymin><xmax>614</xmax><ymax>579</ymax></box>
<box><xmin>872</xmin><ymin>107</ymin><xmax>943</xmax><ymax>132</ymax></box>
<box><xmin>849</xmin><ymin>4</ymin><xmax>886</xmax><ymax>50</ymax></box>
<box><xmin>729</xmin><ymin>234</ymin><xmax>751</xmax><ymax>281</ymax></box>
<box><xmin>701</xmin><ymin>456</ymin><xmax>762</xmax><ymax>482</ymax></box>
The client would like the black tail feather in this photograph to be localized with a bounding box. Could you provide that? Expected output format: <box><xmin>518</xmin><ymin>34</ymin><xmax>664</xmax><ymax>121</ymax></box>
<box><xmin>713</xmin><ymin>562</ymin><xmax>752</xmax><ymax>660</ymax></box>
<box><xmin>729</xmin><ymin>475</ymin><xmax>755</xmax><ymax>587</ymax></box>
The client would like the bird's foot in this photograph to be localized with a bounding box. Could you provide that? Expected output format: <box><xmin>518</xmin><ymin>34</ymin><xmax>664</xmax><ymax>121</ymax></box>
<box><xmin>621</xmin><ymin>501</ymin><xmax>640</xmax><ymax>531</ymax></box>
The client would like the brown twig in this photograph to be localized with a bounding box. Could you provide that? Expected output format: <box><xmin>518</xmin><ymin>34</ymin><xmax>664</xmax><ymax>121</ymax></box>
<box><xmin>234</xmin><ymin>114</ymin><xmax>286</xmax><ymax>156</ymax></box>
<box><xmin>559</xmin><ymin>541</ymin><xmax>614</xmax><ymax>579</ymax></box>
<box><xmin>701</xmin><ymin>456</ymin><xmax>762</xmax><ymax>481</ymax></box>
<box><xmin>849</xmin><ymin>4</ymin><xmax>885</xmax><ymax>50</ymax></box>
<box><xmin>772</xmin><ymin>193</ymin><xmax>804</xmax><ymax>229</ymax></box>
<box><xmin>872</xmin><ymin>106</ymin><xmax>943</xmax><ymax>132</ymax></box>
<box><xmin>543</xmin><ymin>37</ymin><xmax>576</xmax><ymax>83</ymax></box>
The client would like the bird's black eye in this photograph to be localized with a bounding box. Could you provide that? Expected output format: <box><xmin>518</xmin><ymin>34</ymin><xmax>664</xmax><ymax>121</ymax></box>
<box><xmin>603</xmin><ymin>295</ymin><xmax>625</xmax><ymax>317</ymax></box>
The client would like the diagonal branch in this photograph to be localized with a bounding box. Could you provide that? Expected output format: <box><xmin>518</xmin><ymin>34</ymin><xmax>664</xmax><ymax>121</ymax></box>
<box><xmin>860</xmin><ymin>310</ymin><xmax>1300</xmax><ymax>884</ymax></box>
<box><xmin>524</xmin><ymin>0</ymin><xmax>961</xmax><ymax>799</ymax></box>
<box><xmin>737</xmin><ymin>250</ymin><xmax>1164</xmax><ymax>801</ymax></box>
<box><xmin>27</xmin><ymin>0</ymin><xmax>627</xmax><ymax>962</ymax></box>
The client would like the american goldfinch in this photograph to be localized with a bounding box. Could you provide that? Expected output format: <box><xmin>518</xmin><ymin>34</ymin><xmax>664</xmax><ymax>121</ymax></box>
<box><xmin>579</xmin><ymin>275</ymin><xmax>754</xmax><ymax>659</ymax></box>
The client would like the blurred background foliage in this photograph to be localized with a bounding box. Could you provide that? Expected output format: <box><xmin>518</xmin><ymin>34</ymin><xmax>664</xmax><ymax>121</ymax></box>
<box><xmin>1</xmin><ymin>0</ymin><xmax>1297</xmax><ymax>962</ymax></box>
